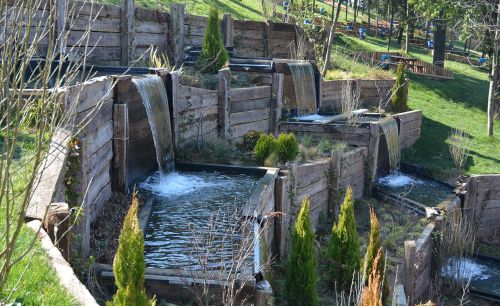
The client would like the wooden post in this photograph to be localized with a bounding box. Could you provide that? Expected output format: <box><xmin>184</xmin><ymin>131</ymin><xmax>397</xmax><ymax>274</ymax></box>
<box><xmin>330</xmin><ymin>150</ymin><xmax>343</xmax><ymax>219</ymax></box>
<box><xmin>264</xmin><ymin>20</ymin><xmax>274</xmax><ymax>57</ymax></box>
<box><xmin>270</xmin><ymin>73</ymin><xmax>284</xmax><ymax>136</ymax></box>
<box><xmin>431</xmin><ymin>216</ymin><xmax>444</xmax><ymax>279</ymax></box>
<box><xmin>367</xmin><ymin>122</ymin><xmax>380</xmax><ymax>194</ymax></box>
<box><xmin>112</xmin><ymin>103</ymin><xmax>129</xmax><ymax>192</ymax></box>
<box><xmin>169</xmin><ymin>3</ymin><xmax>185</xmax><ymax>66</ymax></box>
<box><xmin>404</xmin><ymin>240</ymin><xmax>416</xmax><ymax>305</ymax></box>
<box><xmin>222</xmin><ymin>14</ymin><xmax>233</xmax><ymax>48</ymax></box>
<box><xmin>44</xmin><ymin>202</ymin><xmax>71</xmax><ymax>259</ymax></box>
<box><xmin>274</xmin><ymin>175</ymin><xmax>291</xmax><ymax>260</ymax></box>
<box><xmin>55</xmin><ymin>0</ymin><xmax>66</xmax><ymax>52</ymax></box>
<box><xmin>170</xmin><ymin>71</ymin><xmax>181</xmax><ymax>149</ymax></box>
<box><xmin>255</xmin><ymin>284</ymin><xmax>273</xmax><ymax>306</ymax></box>
<box><xmin>217</xmin><ymin>68</ymin><xmax>230</xmax><ymax>138</ymax></box>
<box><xmin>120</xmin><ymin>0</ymin><xmax>135</xmax><ymax>66</ymax></box>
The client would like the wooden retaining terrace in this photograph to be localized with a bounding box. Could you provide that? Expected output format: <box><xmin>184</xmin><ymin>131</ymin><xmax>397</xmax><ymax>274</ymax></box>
<box><xmin>352</xmin><ymin>51</ymin><xmax>454</xmax><ymax>80</ymax></box>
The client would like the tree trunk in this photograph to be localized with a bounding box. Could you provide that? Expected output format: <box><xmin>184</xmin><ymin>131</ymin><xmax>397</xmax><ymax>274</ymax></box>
<box><xmin>345</xmin><ymin>1</ymin><xmax>348</xmax><ymax>21</ymax></box>
<box><xmin>425</xmin><ymin>20</ymin><xmax>430</xmax><ymax>42</ymax></box>
<box><xmin>322</xmin><ymin>0</ymin><xmax>343</xmax><ymax>77</ymax></box>
<box><xmin>367</xmin><ymin>0</ymin><xmax>371</xmax><ymax>35</ymax></box>
<box><xmin>433</xmin><ymin>20</ymin><xmax>446</xmax><ymax>67</ymax></box>
<box><xmin>387</xmin><ymin>0</ymin><xmax>394</xmax><ymax>51</ymax></box>
<box><xmin>404</xmin><ymin>1</ymin><xmax>410</xmax><ymax>53</ymax></box>
<box><xmin>397</xmin><ymin>26</ymin><xmax>404</xmax><ymax>45</ymax></box>
<box><xmin>354</xmin><ymin>0</ymin><xmax>358</xmax><ymax>26</ymax></box>
<box><xmin>487</xmin><ymin>1</ymin><xmax>499</xmax><ymax>136</ymax></box>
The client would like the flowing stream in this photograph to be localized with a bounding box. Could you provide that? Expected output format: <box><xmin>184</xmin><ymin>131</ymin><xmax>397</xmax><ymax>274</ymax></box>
<box><xmin>288</xmin><ymin>61</ymin><xmax>317</xmax><ymax>115</ymax></box>
<box><xmin>132</xmin><ymin>75</ymin><xmax>175</xmax><ymax>177</ymax></box>
<box><xmin>379</xmin><ymin>117</ymin><xmax>400</xmax><ymax>173</ymax></box>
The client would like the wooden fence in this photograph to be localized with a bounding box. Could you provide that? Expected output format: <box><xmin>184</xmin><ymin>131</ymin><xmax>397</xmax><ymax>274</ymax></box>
<box><xmin>352</xmin><ymin>51</ymin><xmax>454</xmax><ymax>80</ymax></box>
<box><xmin>444</xmin><ymin>53</ymin><xmax>482</xmax><ymax>66</ymax></box>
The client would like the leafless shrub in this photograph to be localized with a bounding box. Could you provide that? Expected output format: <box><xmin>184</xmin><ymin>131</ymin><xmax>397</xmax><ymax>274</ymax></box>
<box><xmin>440</xmin><ymin>210</ymin><xmax>476</xmax><ymax>294</ymax></box>
<box><xmin>448</xmin><ymin>128</ymin><xmax>470</xmax><ymax>174</ymax></box>
<box><xmin>0</xmin><ymin>0</ymin><xmax>120</xmax><ymax>296</ymax></box>
<box><xmin>341</xmin><ymin>80</ymin><xmax>362</xmax><ymax>125</ymax></box>
<box><xmin>179</xmin><ymin>207</ymin><xmax>276</xmax><ymax>306</ymax></box>
<box><xmin>290</xmin><ymin>32</ymin><xmax>310</xmax><ymax>60</ymax></box>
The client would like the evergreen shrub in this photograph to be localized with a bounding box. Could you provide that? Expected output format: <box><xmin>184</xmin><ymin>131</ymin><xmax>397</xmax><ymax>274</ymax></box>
<box><xmin>198</xmin><ymin>1</ymin><xmax>229</xmax><ymax>73</ymax></box>
<box><xmin>391</xmin><ymin>63</ymin><xmax>408</xmax><ymax>113</ymax></box>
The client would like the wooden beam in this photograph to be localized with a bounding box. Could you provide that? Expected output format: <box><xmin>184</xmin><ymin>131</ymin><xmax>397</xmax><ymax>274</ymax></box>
<box><xmin>404</xmin><ymin>240</ymin><xmax>416</xmax><ymax>305</ymax></box>
<box><xmin>56</xmin><ymin>0</ymin><xmax>66</xmax><ymax>52</ymax></box>
<box><xmin>222</xmin><ymin>13</ymin><xmax>233</xmax><ymax>48</ymax></box>
<box><xmin>112</xmin><ymin>103</ymin><xmax>129</xmax><ymax>192</ymax></box>
<box><xmin>120</xmin><ymin>0</ymin><xmax>135</xmax><ymax>65</ymax></box>
<box><xmin>170</xmin><ymin>71</ymin><xmax>181</xmax><ymax>149</ymax></box>
<box><xmin>169</xmin><ymin>3</ymin><xmax>185</xmax><ymax>65</ymax></box>
<box><xmin>218</xmin><ymin>68</ymin><xmax>230</xmax><ymax>138</ymax></box>
<box><xmin>271</xmin><ymin>73</ymin><xmax>284</xmax><ymax>136</ymax></box>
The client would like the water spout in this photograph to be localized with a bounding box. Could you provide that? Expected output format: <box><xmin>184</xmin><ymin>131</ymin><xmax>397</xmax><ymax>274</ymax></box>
<box><xmin>132</xmin><ymin>75</ymin><xmax>175</xmax><ymax>177</ymax></box>
<box><xmin>287</xmin><ymin>61</ymin><xmax>317</xmax><ymax>115</ymax></box>
<box><xmin>379</xmin><ymin>117</ymin><xmax>400</xmax><ymax>173</ymax></box>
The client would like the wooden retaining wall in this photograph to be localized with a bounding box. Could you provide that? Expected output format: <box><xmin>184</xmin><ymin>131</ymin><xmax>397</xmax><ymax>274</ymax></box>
<box><xmin>320</xmin><ymin>79</ymin><xmax>397</xmax><ymax>112</ymax></box>
<box><xmin>395</xmin><ymin>110</ymin><xmax>422</xmax><ymax>149</ymax></box>
<box><xmin>275</xmin><ymin>147</ymin><xmax>368</xmax><ymax>259</ymax></box>
<box><xmin>279</xmin><ymin>122</ymin><xmax>372</xmax><ymax>146</ymax></box>
<box><xmin>462</xmin><ymin>175</ymin><xmax>500</xmax><ymax>243</ymax></box>
<box><xmin>228</xmin><ymin>86</ymin><xmax>273</xmax><ymax>140</ymax></box>
<box><xmin>403</xmin><ymin>219</ymin><xmax>442</xmax><ymax>305</ymax></box>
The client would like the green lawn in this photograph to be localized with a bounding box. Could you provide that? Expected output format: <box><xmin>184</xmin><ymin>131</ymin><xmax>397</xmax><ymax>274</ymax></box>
<box><xmin>339</xmin><ymin>35</ymin><xmax>500</xmax><ymax>177</ymax></box>
<box><xmin>98</xmin><ymin>0</ymin><xmax>372</xmax><ymax>24</ymax></box>
<box><xmin>1</xmin><ymin>133</ymin><xmax>75</xmax><ymax>305</ymax></box>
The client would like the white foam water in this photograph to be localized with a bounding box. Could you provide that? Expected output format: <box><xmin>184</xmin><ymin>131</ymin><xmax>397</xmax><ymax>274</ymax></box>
<box><xmin>378</xmin><ymin>173</ymin><xmax>421</xmax><ymax>188</ymax></box>
<box><xmin>441</xmin><ymin>258</ymin><xmax>490</xmax><ymax>281</ymax></box>
<box><xmin>139</xmin><ymin>172</ymin><xmax>219</xmax><ymax>197</ymax></box>
<box><xmin>296</xmin><ymin>114</ymin><xmax>326</xmax><ymax>121</ymax></box>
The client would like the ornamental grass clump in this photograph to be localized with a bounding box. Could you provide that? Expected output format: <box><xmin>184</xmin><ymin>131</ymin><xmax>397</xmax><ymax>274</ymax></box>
<box><xmin>107</xmin><ymin>194</ymin><xmax>156</xmax><ymax>306</ymax></box>
<box><xmin>285</xmin><ymin>197</ymin><xmax>319</xmax><ymax>306</ymax></box>
<box><xmin>326</xmin><ymin>187</ymin><xmax>361</xmax><ymax>290</ymax></box>
<box><xmin>391</xmin><ymin>63</ymin><xmax>408</xmax><ymax>113</ymax></box>
<box><xmin>363</xmin><ymin>207</ymin><xmax>389</xmax><ymax>303</ymax></box>
<box><xmin>359</xmin><ymin>248</ymin><xmax>384</xmax><ymax>306</ymax></box>
<box><xmin>198</xmin><ymin>1</ymin><xmax>229</xmax><ymax>73</ymax></box>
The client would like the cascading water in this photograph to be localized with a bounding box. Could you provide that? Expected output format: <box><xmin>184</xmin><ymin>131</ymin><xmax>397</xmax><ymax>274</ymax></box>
<box><xmin>287</xmin><ymin>61</ymin><xmax>317</xmax><ymax>115</ymax></box>
<box><xmin>133</xmin><ymin>75</ymin><xmax>175</xmax><ymax>177</ymax></box>
<box><xmin>379</xmin><ymin>117</ymin><xmax>400</xmax><ymax>174</ymax></box>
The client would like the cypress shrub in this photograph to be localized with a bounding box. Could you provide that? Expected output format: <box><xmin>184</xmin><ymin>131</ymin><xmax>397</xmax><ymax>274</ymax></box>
<box><xmin>285</xmin><ymin>197</ymin><xmax>319</xmax><ymax>306</ymax></box>
<box><xmin>326</xmin><ymin>187</ymin><xmax>360</xmax><ymax>290</ymax></box>
<box><xmin>107</xmin><ymin>195</ymin><xmax>156</xmax><ymax>306</ymax></box>
<box><xmin>253</xmin><ymin>134</ymin><xmax>277</xmax><ymax>164</ymax></box>
<box><xmin>198</xmin><ymin>1</ymin><xmax>229</xmax><ymax>74</ymax></box>
<box><xmin>363</xmin><ymin>207</ymin><xmax>389</xmax><ymax>302</ymax></box>
<box><xmin>390</xmin><ymin>63</ymin><xmax>408</xmax><ymax>113</ymax></box>
<box><xmin>276</xmin><ymin>133</ymin><xmax>299</xmax><ymax>163</ymax></box>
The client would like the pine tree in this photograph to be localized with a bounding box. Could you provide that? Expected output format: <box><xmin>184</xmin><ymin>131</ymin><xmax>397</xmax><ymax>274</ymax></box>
<box><xmin>390</xmin><ymin>63</ymin><xmax>408</xmax><ymax>113</ymax></box>
<box><xmin>198</xmin><ymin>1</ymin><xmax>229</xmax><ymax>73</ymax></box>
<box><xmin>285</xmin><ymin>197</ymin><xmax>319</xmax><ymax>306</ymax></box>
<box><xmin>359</xmin><ymin>248</ymin><xmax>384</xmax><ymax>306</ymax></box>
<box><xmin>363</xmin><ymin>207</ymin><xmax>389</xmax><ymax>302</ymax></box>
<box><xmin>326</xmin><ymin>187</ymin><xmax>361</xmax><ymax>290</ymax></box>
<box><xmin>107</xmin><ymin>194</ymin><xmax>156</xmax><ymax>306</ymax></box>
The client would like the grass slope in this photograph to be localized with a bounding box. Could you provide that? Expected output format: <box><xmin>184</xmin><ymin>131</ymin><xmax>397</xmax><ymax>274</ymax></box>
<box><xmin>340</xmin><ymin>35</ymin><xmax>500</xmax><ymax>177</ymax></box>
<box><xmin>98</xmin><ymin>0</ymin><xmax>373</xmax><ymax>24</ymax></box>
<box><xmin>1</xmin><ymin>133</ymin><xmax>74</xmax><ymax>305</ymax></box>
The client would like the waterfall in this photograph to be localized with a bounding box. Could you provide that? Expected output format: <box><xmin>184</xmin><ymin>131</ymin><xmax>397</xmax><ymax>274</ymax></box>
<box><xmin>288</xmin><ymin>61</ymin><xmax>317</xmax><ymax>115</ymax></box>
<box><xmin>379</xmin><ymin>117</ymin><xmax>400</xmax><ymax>173</ymax></box>
<box><xmin>132</xmin><ymin>75</ymin><xmax>175</xmax><ymax>177</ymax></box>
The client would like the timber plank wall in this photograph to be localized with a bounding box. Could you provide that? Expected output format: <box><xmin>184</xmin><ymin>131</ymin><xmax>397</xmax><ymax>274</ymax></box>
<box><xmin>462</xmin><ymin>175</ymin><xmax>500</xmax><ymax>243</ymax></box>
<box><xmin>274</xmin><ymin>147</ymin><xmax>368</xmax><ymax>259</ymax></box>
<box><xmin>11</xmin><ymin>1</ymin><xmax>300</xmax><ymax>66</ymax></box>
<box><xmin>320</xmin><ymin>79</ymin><xmax>397</xmax><ymax>113</ymax></box>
